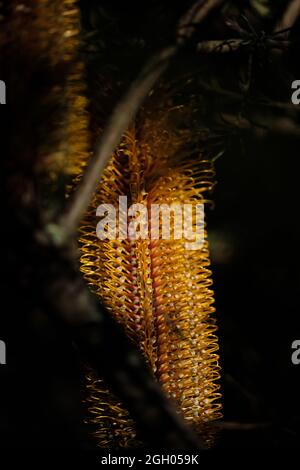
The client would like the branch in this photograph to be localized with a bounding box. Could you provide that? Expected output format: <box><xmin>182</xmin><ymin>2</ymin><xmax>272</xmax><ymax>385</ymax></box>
<box><xmin>218</xmin><ymin>113</ymin><xmax>300</xmax><ymax>137</ymax></box>
<box><xmin>178</xmin><ymin>0</ymin><xmax>226</xmax><ymax>41</ymax></box>
<box><xmin>42</xmin><ymin>241</ymin><xmax>204</xmax><ymax>449</ymax></box>
<box><xmin>197</xmin><ymin>38</ymin><xmax>290</xmax><ymax>53</ymax></box>
<box><xmin>195</xmin><ymin>78</ymin><xmax>300</xmax><ymax>113</ymax></box>
<box><xmin>275</xmin><ymin>0</ymin><xmax>300</xmax><ymax>33</ymax></box>
<box><xmin>214</xmin><ymin>421</ymin><xmax>270</xmax><ymax>431</ymax></box>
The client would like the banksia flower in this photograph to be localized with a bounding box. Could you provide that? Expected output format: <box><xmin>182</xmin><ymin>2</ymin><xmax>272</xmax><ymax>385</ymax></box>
<box><xmin>79</xmin><ymin>100</ymin><xmax>222</xmax><ymax>447</ymax></box>
<box><xmin>0</xmin><ymin>0</ymin><xmax>90</xmax><ymax>181</ymax></box>
<box><xmin>3</xmin><ymin>0</ymin><xmax>222</xmax><ymax>449</ymax></box>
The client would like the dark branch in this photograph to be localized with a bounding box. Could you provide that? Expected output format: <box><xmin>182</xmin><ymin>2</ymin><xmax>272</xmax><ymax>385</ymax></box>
<box><xmin>214</xmin><ymin>421</ymin><xmax>270</xmax><ymax>431</ymax></box>
<box><xmin>197</xmin><ymin>38</ymin><xmax>291</xmax><ymax>53</ymax></box>
<box><xmin>41</xmin><ymin>240</ymin><xmax>204</xmax><ymax>449</ymax></box>
<box><xmin>178</xmin><ymin>0</ymin><xmax>226</xmax><ymax>41</ymax></box>
<box><xmin>275</xmin><ymin>0</ymin><xmax>300</xmax><ymax>33</ymax></box>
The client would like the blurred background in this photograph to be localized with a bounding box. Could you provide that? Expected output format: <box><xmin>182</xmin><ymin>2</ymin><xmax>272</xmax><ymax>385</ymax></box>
<box><xmin>1</xmin><ymin>0</ymin><xmax>300</xmax><ymax>450</ymax></box>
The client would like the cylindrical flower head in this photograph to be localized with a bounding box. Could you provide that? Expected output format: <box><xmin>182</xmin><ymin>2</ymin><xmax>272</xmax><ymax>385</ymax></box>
<box><xmin>80</xmin><ymin>112</ymin><xmax>222</xmax><ymax>447</ymax></box>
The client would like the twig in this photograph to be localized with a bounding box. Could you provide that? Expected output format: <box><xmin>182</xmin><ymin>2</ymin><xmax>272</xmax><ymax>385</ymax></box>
<box><xmin>218</xmin><ymin>113</ymin><xmax>300</xmax><ymax>137</ymax></box>
<box><xmin>178</xmin><ymin>0</ymin><xmax>226</xmax><ymax>41</ymax></box>
<box><xmin>196</xmin><ymin>78</ymin><xmax>300</xmax><ymax>113</ymax></box>
<box><xmin>197</xmin><ymin>38</ymin><xmax>290</xmax><ymax>53</ymax></box>
<box><xmin>214</xmin><ymin>421</ymin><xmax>270</xmax><ymax>431</ymax></box>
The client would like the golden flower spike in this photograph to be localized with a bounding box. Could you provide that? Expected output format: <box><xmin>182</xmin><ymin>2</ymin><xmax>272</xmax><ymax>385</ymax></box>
<box><xmin>79</xmin><ymin>101</ymin><xmax>222</xmax><ymax>447</ymax></box>
<box><xmin>0</xmin><ymin>0</ymin><xmax>90</xmax><ymax>180</ymax></box>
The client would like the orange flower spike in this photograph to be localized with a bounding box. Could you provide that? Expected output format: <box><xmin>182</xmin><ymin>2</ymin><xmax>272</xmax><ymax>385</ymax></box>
<box><xmin>80</xmin><ymin>118</ymin><xmax>222</xmax><ymax>447</ymax></box>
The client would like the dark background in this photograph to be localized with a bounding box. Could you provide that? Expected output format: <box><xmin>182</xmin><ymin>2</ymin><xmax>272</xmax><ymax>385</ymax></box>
<box><xmin>1</xmin><ymin>0</ymin><xmax>300</xmax><ymax>450</ymax></box>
